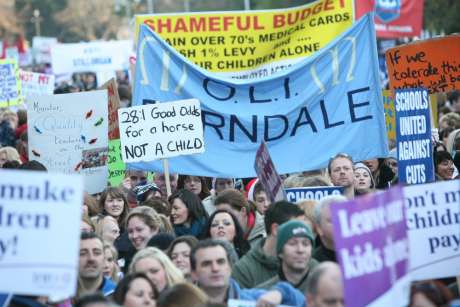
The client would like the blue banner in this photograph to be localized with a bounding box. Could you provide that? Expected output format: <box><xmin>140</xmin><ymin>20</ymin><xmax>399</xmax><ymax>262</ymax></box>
<box><xmin>130</xmin><ymin>14</ymin><xmax>388</xmax><ymax>177</ymax></box>
<box><xmin>285</xmin><ymin>186</ymin><xmax>344</xmax><ymax>202</ymax></box>
<box><xmin>0</xmin><ymin>294</ymin><xmax>12</xmax><ymax>307</ymax></box>
<box><xmin>395</xmin><ymin>88</ymin><xmax>434</xmax><ymax>184</ymax></box>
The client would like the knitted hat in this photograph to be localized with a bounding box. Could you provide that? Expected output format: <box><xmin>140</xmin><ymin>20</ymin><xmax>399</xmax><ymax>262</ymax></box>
<box><xmin>388</xmin><ymin>148</ymin><xmax>397</xmax><ymax>160</ymax></box>
<box><xmin>353</xmin><ymin>162</ymin><xmax>375</xmax><ymax>189</ymax></box>
<box><xmin>276</xmin><ymin>220</ymin><xmax>315</xmax><ymax>255</ymax></box>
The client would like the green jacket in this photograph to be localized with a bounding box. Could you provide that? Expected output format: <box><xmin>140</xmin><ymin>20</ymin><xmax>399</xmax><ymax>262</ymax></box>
<box><xmin>232</xmin><ymin>238</ymin><xmax>279</xmax><ymax>288</ymax></box>
<box><xmin>256</xmin><ymin>259</ymin><xmax>319</xmax><ymax>294</ymax></box>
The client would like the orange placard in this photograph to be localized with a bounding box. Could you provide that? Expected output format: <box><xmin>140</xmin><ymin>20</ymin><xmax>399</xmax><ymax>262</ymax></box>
<box><xmin>99</xmin><ymin>78</ymin><xmax>121</xmax><ymax>140</ymax></box>
<box><xmin>386</xmin><ymin>35</ymin><xmax>460</xmax><ymax>94</ymax></box>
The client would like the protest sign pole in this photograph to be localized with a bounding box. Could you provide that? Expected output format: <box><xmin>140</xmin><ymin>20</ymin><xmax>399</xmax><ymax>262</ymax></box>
<box><xmin>163</xmin><ymin>159</ymin><xmax>172</xmax><ymax>197</ymax></box>
<box><xmin>457</xmin><ymin>277</ymin><xmax>460</xmax><ymax>294</ymax></box>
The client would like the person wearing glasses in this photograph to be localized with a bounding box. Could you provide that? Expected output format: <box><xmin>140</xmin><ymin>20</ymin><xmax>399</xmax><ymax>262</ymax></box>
<box><xmin>327</xmin><ymin>153</ymin><xmax>355</xmax><ymax>199</ymax></box>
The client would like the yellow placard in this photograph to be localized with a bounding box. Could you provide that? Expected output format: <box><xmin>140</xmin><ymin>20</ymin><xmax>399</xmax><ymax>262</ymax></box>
<box><xmin>135</xmin><ymin>0</ymin><xmax>353</xmax><ymax>73</ymax></box>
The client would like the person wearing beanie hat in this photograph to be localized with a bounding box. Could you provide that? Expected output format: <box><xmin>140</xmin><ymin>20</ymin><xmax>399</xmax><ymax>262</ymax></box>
<box><xmin>353</xmin><ymin>162</ymin><xmax>375</xmax><ymax>196</ymax></box>
<box><xmin>257</xmin><ymin>220</ymin><xmax>318</xmax><ymax>293</ymax></box>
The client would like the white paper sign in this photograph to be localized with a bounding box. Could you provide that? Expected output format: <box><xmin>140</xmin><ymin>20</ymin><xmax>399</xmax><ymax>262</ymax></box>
<box><xmin>404</xmin><ymin>179</ymin><xmax>460</xmax><ymax>280</ymax></box>
<box><xmin>51</xmin><ymin>40</ymin><xmax>132</xmax><ymax>74</ymax></box>
<box><xmin>0</xmin><ymin>170</ymin><xmax>83</xmax><ymax>297</ymax></box>
<box><xmin>20</xmin><ymin>70</ymin><xmax>55</xmax><ymax>97</ymax></box>
<box><xmin>119</xmin><ymin>99</ymin><xmax>205</xmax><ymax>163</ymax></box>
<box><xmin>27</xmin><ymin>90</ymin><xmax>109</xmax><ymax>194</ymax></box>
<box><xmin>32</xmin><ymin>36</ymin><xmax>58</xmax><ymax>64</ymax></box>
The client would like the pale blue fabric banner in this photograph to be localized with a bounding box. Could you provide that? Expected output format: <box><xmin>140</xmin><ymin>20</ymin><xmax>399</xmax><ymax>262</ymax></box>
<box><xmin>130</xmin><ymin>14</ymin><xmax>388</xmax><ymax>177</ymax></box>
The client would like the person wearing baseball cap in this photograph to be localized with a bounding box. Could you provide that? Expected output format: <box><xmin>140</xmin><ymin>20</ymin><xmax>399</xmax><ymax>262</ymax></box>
<box><xmin>257</xmin><ymin>220</ymin><xmax>318</xmax><ymax>293</ymax></box>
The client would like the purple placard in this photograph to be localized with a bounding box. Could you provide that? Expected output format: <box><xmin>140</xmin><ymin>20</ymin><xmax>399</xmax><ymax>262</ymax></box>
<box><xmin>331</xmin><ymin>186</ymin><xmax>409</xmax><ymax>307</ymax></box>
<box><xmin>254</xmin><ymin>141</ymin><xmax>285</xmax><ymax>203</ymax></box>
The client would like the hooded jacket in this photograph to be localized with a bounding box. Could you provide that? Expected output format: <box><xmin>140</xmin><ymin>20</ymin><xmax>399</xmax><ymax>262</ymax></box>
<box><xmin>232</xmin><ymin>238</ymin><xmax>279</xmax><ymax>288</ymax></box>
<box><xmin>256</xmin><ymin>258</ymin><xmax>319</xmax><ymax>293</ymax></box>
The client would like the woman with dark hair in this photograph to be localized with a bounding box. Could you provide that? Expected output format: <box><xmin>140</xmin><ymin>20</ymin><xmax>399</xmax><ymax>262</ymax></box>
<box><xmin>167</xmin><ymin>236</ymin><xmax>198</xmax><ymax>281</ymax></box>
<box><xmin>97</xmin><ymin>187</ymin><xmax>130</xmax><ymax>230</ymax></box>
<box><xmin>409</xmin><ymin>280</ymin><xmax>453</xmax><ymax>307</ymax></box>
<box><xmin>177</xmin><ymin>175</ymin><xmax>210</xmax><ymax>200</ymax></box>
<box><xmin>434</xmin><ymin>151</ymin><xmax>455</xmax><ymax>180</ymax></box>
<box><xmin>113</xmin><ymin>272</ymin><xmax>158</xmax><ymax>307</ymax></box>
<box><xmin>202</xmin><ymin>209</ymin><xmax>250</xmax><ymax>258</ymax></box>
<box><xmin>362</xmin><ymin>158</ymin><xmax>395</xmax><ymax>189</ymax></box>
<box><xmin>169</xmin><ymin>189</ymin><xmax>208</xmax><ymax>237</ymax></box>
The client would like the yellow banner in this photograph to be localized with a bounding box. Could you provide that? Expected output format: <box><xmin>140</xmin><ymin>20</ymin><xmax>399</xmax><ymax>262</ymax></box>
<box><xmin>135</xmin><ymin>0</ymin><xmax>353</xmax><ymax>74</ymax></box>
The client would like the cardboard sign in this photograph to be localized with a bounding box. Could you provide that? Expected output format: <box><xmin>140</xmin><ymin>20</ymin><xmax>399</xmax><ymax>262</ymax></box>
<box><xmin>355</xmin><ymin>0</ymin><xmax>424</xmax><ymax>38</ymax></box>
<box><xmin>386</xmin><ymin>35</ymin><xmax>460</xmax><ymax>94</ymax></box>
<box><xmin>99</xmin><ymin>78</ymin><xmax>121</xmax><ymax>140</ymax></box>
<box><xmin>51</xmin><ymin>40</ymin><xmax>132</xmax><ymax>74</ymax></box>
<box><xmin>0</xmin><ymin>170</ymin><xmax>83</xmax><ymax>297</ymax></box>
<box><xmin>119</xmin><ymin>99</ymin><xmax>204</xmax><ymax>163</ymax></box>
<box><xmin>254</xmin><ymin>142</ymin><xmax>286</xmax><ymax>203</ymax></box>
<box><xmin>395</xmin><ymin>88</ymin><xmax>434</xmax><ymax>185</ymax></box>
<box><xmin>32</xmin><ymin>36</ymin><xmax>58</xmax><ymax>64</ymax></box>
<box><xmin>135</xmin><ymin>0</ymin><xmax>353</xmax><ymax>79</ymax></box>
<box><xmin>285</xmin><ymin>186</ymin><xmax>343</xmax><ymax>202</ymax></box>
<box><xmin>0</xmin><ymin>59</ymin><xmax>21</xmax><ymax>107</ymax></box>
<box><xmin>404</xmin><ymin>180</ymin><xmax>460</xmax><ymax>281</ymax></box>
<box><xmin>331</xmin><ymin>186</ymin><xmax>410</xmax><ymax>307</ymax></box>
<box><xmin>19</xmin><ymin>70</ymin><xmax>55</xmax><ymax>98</ymax></box>
<box><xmin>108</xmin><ymin>139</ymin><xmax>126</xmax><ymax>186</ymax></box>
<box><xmin>27</xmin><ymin>90</ymin><xmax>108</xmax><ymax>194</ymax></box>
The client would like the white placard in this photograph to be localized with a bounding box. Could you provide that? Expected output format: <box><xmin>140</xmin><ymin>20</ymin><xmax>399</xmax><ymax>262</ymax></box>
<box><xmin>118</xmin><ymin>99</ymin><xmax>204</xmax><ymax>163</ymax></box>
<box><xmin>404</xmin><ymin>180</ymin><xmax>460</xmax><ymax>280</ymax></box>
<box><xmin>51</xmin><ymin>40</ymin><xmax>132</xmax><ymax>74</ymax></box>
<box><xmin>0</xmin><ymin>170</ymin><xmax>83</xmax><ymax>297</ymax></box>
<box><xmin>27</xmin><ymin>90</ymin><xmax>108</xmax><ymax>194</ymax></box>
<box><xmin>20</xmin><ymin>70</ymin><xmax>55</xmax><ymax>97</ymax></box>
<box><xmin>32</xmin><ymin>36</ymin><xmax>58</xmax><ymax>64</ymax></box>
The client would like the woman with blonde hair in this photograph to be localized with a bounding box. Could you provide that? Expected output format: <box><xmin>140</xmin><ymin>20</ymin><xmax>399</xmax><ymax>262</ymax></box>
<box><xmin>103</xmin><ymin>243</ymin><xmax>121</xmax><ymax>283</ymax></box>
<box><xmin>96</xmin><ymin>216</ymin><xmax>120</xmax><ymax>245</ymax></box>
<box><xmin>129</xmin><ymin>247</ymin><xmax>184</xmax><ymax>294</ymax></box>
<box><xmin>126</xmin><ymin>206</ymin><xmax>173</xmax><ymax>251</ymax></box>
<box><xmin>0</xmin><ymin>146</ymin><xmax>21</xmax><ymax>167</ymax></box>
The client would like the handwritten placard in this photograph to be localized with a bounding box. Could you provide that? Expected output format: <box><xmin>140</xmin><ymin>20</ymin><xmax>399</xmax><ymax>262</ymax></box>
<box><xmin>118</xmin><ymin>99</ymin><xmax>204</xmax><ymax>162</ymax></box>
<box><xmin>99</xmin><ymin>78</ymin><xmax>121</xmax><ymax>140</ymax></box>
<box><xmin>0</xmin><ymin>59</ymin><xmax>21</xmax><ymax>107</ymax></box>
<box><xmin>27</xmin><ymin>90</ymin><xmax>108</xmax><ymax>194</ymax></box>
<box><xmin>386</xmin><ymin>35</ymin><xmax>460</xmax><ymax>94</ymax></box>
<box><xmin>19</xmin><ymin>70</ymin><xmax>55</xmax><ymax>98</ymax></box>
